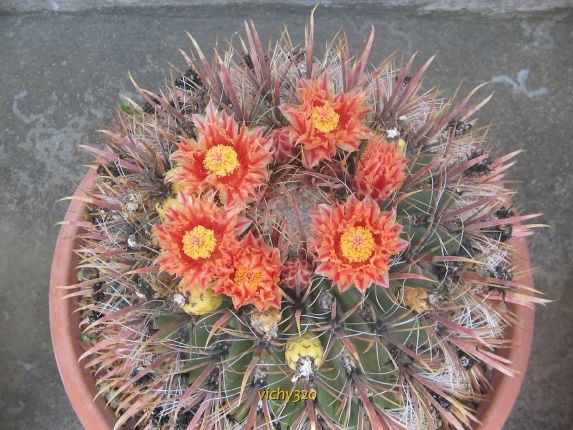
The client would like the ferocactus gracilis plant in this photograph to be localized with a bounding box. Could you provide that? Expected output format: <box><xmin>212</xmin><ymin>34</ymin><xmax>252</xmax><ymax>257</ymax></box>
<box><xmin>65</xmin><ymin>10</ymin><xmax>544</xmax><ymax>430</ymax></box>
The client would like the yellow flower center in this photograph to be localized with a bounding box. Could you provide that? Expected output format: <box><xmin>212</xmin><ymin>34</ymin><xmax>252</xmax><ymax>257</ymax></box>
<box><xmin>182</xmin><ymin>226</ymin><xmax>217</xmax><ymax>259</ymax></box>
<box><xmin>203</xmin><ymin>145</ymin><xmax>239</xmax><ymax>177</ymax></box>
<box><xmin>340</xmin><ymin>226</ymin><xmax>375</xmax><ymax>263</ymax></box>
<box><xmin>312</xmin><ymin>104</ymin><xmax>339</xmax><ymax>134</ymax></box>
<box><xmin>234</xmin><ymin>266</ymin><xmax>262</xmax><ymax>289</ymax></box>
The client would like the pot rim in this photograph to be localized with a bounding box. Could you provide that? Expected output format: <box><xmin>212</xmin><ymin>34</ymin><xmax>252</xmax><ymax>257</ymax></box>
<box><xmin>50</xmin><ymin>168</ymin><xmax>117</xmax><ymax>430</ymax></box>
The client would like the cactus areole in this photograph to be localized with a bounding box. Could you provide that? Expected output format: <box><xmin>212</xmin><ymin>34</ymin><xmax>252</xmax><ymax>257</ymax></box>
<box><xmin>50</xmin><ymin>11</ymin><xmax>542</xmax><ymax>430</ymax></box>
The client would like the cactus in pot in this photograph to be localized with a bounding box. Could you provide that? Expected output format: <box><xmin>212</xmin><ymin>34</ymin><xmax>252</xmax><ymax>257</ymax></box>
<box><xmin>59</xmin><ymin>10</ymin><xmax>545</xmax><ymax>430</ymax></box>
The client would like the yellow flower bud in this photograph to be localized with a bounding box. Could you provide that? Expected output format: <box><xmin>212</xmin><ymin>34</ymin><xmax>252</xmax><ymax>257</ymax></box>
<box><xmin>155</xmin><ymin>182</ymin><xmax>185</xmax><ymax>220</ymax></box>
<box><xmin>285</xmin><ymin>332</ymin><xmax>323</xmax><ymax>371</ymax></box>
<box><xmin>182</xmin><ymin>287</ymin><xmax>223</xmax><ymax>315</ymax></box>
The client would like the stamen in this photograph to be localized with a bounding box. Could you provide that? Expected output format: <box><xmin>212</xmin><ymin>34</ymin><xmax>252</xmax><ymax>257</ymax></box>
<box><xmin>312</xmin><ymin>104</ymin><xmax>339</xmax><ymax>134</ymax></box>
<box><xmin>234</xmin><ymin>266</ymin><xmax>262</xmax><ymax>289</ymax></box>
<box><xmin>203</xmin><ymin>145</ymin><xmax>239</xmax><ymax>177</ymax></box>
<box><xmin>340</xmin><ymin>226</ymin><xmax>375</xmax><ymax>262</ymax></box>
<box><xmin>182</xmin><ymin>226</ymin><xmax>217</xmax><ymax>259</ymax></box>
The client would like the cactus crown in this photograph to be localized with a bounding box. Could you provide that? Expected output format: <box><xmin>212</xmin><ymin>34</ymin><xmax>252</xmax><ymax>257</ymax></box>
<box><xmin>68</xmin><ymin>10</ymin><xmax>544</xmax><ymax>430</ymax></box>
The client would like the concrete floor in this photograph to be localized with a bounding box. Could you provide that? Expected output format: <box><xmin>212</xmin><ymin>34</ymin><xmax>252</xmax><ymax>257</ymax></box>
<box><xmin>1</xmin><ymin>4</ymin><xmax>572</xmax><ymax>429</ymax></box>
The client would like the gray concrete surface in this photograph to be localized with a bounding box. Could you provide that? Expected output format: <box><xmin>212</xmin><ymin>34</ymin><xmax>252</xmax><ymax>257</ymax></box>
<box><xmin>3</xmin><ymin>0</ymin><xmax>573</xmax><ymax>14</ymax></box>
<box><xmin>1</xmin><ymin>4</ymin><xmax>572</xmax><ymax>429</ymax></box>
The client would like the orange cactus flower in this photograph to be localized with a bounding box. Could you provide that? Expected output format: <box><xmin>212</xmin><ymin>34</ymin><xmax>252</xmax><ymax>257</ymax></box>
<box><xmin>351</xmin><ymin>137</ymin><xmax>408</xmax><ymax>204</ymax></box>
<box><xmin>279</xmin><ymin>74</ymin><xmax>372</xmax><ymax>168</ymax></box>
<box><xmin>152</xmin><ymin>192</ymin><xmax>250</xmax><ymax>290</ymax></box>
<box><xmin>310</xmin><ymin>196</ymin><xmax>408</xmax><ymax>292</ymax></box>
<box><xmin>215</xmin><ymin>232</ymin><xmax>283</xmax><ymax>311</ymax></box>
<box><xmin>166</xmin><ymin>102</ymin><xmax>273</xmax><ymax>205</ymax></box>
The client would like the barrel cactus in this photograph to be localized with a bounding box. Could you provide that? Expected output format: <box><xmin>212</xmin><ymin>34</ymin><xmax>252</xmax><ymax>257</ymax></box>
<box><xmin>67</xmin><ymin>10</ymin><xmax>544</xmax><ymax>430</ymax></box>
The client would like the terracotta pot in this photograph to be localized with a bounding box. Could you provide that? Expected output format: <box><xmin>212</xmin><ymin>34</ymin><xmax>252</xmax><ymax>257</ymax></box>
<box><xmin>49</xmin><ymin>169</ymin><xmax>535</xmax><ymax>430</ymax></box>
<box><xmin>473</xmin><ymin>235</ymin><xmax>535</xmax><ymax>430</ymax></box>
<box><xmin>50</xmin><ymin>168</ymin><xmax>117</xmax><ymax>430</ymax></box>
